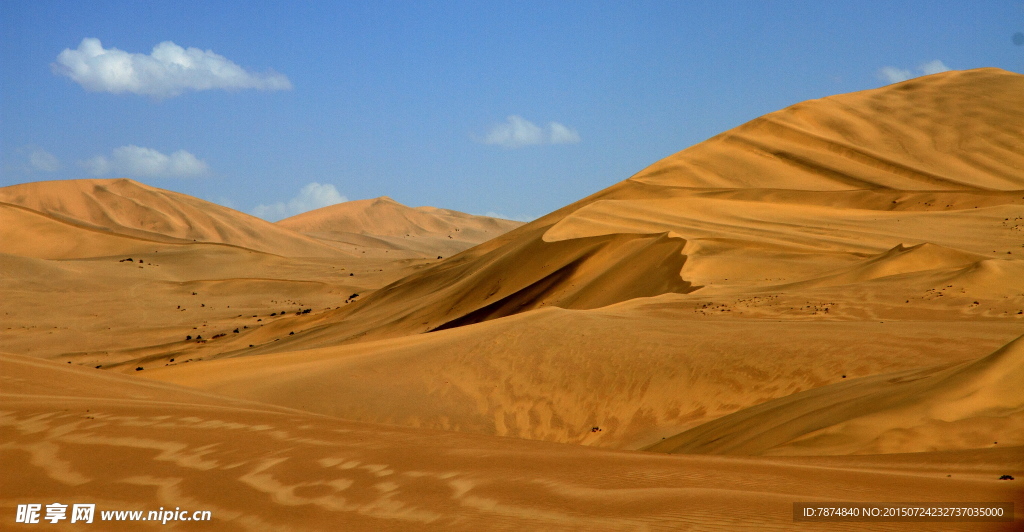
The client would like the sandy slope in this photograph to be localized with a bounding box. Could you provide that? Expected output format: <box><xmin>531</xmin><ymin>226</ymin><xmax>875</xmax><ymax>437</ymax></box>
<box><xmin>277</xmin><ymin>196</ymin><xmax>523</xmax><ymax>259</ymax></box>
<box><xmin>3</xmin><ymin>353</ymin><xmax>1020</xmax><ymax>531</ymax></box>
<box><xmin>632</xmin><ymin>68</ymin><xmax>1024</xmax><ymax>191</ymax></box>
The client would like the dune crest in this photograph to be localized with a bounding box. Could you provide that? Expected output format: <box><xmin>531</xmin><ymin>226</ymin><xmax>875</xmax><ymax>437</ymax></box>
<box><xmin>632</xmin><ymin>68</ymin><xmax>1024</xmax><ymax>191</ymax></box>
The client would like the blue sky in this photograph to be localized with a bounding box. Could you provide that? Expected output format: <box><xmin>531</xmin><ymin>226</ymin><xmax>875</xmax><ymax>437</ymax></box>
<box><xmin>2</xmin><ymin>1</ymin><xmax>1023</xmax><ymax>221</ymax></box>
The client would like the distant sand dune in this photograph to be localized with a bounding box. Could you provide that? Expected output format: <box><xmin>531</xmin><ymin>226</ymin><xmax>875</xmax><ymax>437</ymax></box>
<box><xmin>277</xmin><ymin>196</ymin><xmax>523</xmax><ymax>258</ymax></box>
<box><xmin>0</xmin><ymin>178</ymin><xmax>344</xmax><ymax>257</ymax></box>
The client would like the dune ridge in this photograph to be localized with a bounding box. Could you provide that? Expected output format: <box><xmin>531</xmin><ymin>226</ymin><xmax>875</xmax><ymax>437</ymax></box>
<box><xmin>632</xmin><ymin>68</ymin><xmax>1024</xmax><ymax>191</ymax></box>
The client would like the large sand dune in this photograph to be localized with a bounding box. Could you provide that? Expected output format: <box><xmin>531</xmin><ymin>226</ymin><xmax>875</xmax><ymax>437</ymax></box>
<box><xmin>4</xmin><ymin>68</ymin><xmax>1024</xmax><ymax>529</ymax></box>
<box><xmin>247</xmin><ymin>69</ymin><xmax>1023</xmax><ymax>350</ymax></box>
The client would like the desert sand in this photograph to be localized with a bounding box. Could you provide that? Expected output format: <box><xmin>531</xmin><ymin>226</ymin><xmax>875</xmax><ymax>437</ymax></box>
<box><xmin>2</xmin><ymin>68</ymin><xmax>1022</xmax><ymax>530</ymax></box>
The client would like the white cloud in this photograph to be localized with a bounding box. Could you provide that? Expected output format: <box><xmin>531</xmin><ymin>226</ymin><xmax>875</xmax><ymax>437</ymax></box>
<box><xmin>252</xmin><ymin>182</ymin><xmax>347</xmax><ymax>222</ymax></box>
<box><xmin>877</xmin><ymin>60</ymin><xmax>951</xmax><ymax>84</ymax></box>
<box><xmin>28</xmin><ymin>148</ymin><xmax>61</xmax><ymax>172</ymax></box>
<box><xmin>481</xmin><ymin>116</ymin><xmax>581</xmax><ymax>148</ymax></box>
<box><xmin>919</xmin><ymin>60</ymin><xmax>951</xmax><ymax>75</ymax></box>
<box><xmin>549</xmin><ymin>122</ymin><xmax>581</xmax><ymax>144</ymax></box>
<box><xmin>53</xmin><ymin>38</ymin><xmax>292</xmax><ymax>98</ymax></box>
<box><xmin>80</xmin><ymin>145</ymin><xmax>209</xmax><ymax>177</ymax></box>
<box><xmin>878</xmin><ymin>66</ymin><xmax>913</xmax><ymax>84</ymax></box>
<box><xmin>483</xmin><ymin>211</ymin><xmax>537</xmax><ymax>222</ymax></box>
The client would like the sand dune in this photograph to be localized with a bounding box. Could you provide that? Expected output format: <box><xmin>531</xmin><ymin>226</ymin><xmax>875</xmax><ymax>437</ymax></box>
<box><xmin>145</xmin><ymin>308</ymin><xmax>1024</xmax><ymax>452</ymax></box>
<box><xmin>241</xmin><ymin>68</ymin><xmax>1024</xmax><ymax>347</ymax></box>
<box><xmin>0</xmin><ymin>202</ymin><xmax>176</xmax><ymax>260</ymax></box>
<box><xmin>277</xmin><ymin>196</ymin><xmax>523</xmax><ymax>258</ymax></box>
<box><xmin>4</xmin><ymin>353</ymin><xmax>1020</xmax><ymax>531</ymax></box>
<box><xmin>646</xmin><ymin>333</ymin><xmax>1024</xmax><ymax>456</ymax></box>
<box><xmin>214</xmin><ymin>69</ymin><xmax>1024</xmax><ymax>350</ymax></box>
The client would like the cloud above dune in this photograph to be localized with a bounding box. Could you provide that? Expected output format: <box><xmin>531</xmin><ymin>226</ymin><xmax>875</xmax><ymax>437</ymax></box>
<box><xmin>6</xmin><ymin>146</ymin><xmax>62</xmax><ymax>175</ymax></box>
<box><xmin>480</xmin><ymin>116</ymin><xmax>581</xmax><ymax>148</ymax></box>
<box><xmin>25</xmin><ymin>148</ymin><xmax>62</xmax><ymax>172</ymax></box>
<box><xmin>53</xmin><ymin>38</ymin><xmax>292</xmax><ymax>98</ymax></box>
<box><xmin>80</xmin><ymin>145</ymin><xmax>209</xmax><ymax>177</ymax></box>
<box><xmin>877</xmin><ymin>60</ymin><xmax>951</xmax><ymax>84</ymax></box>
<box><xmin>484</xmin><ymin>211</ymin><xmax>537</xmax><ymax>222</ymax></box>
<box><xmin>252</xmin><ymin>182</ymin><xmax>348</xmax><ymax>222</ymax></box>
